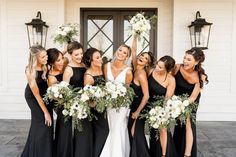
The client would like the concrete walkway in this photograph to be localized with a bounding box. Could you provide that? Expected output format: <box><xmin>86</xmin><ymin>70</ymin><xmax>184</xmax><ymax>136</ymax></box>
<box><xmin>0</xmin><ymin>120</ymin><xmax>235</xmax><ymax>157</ymax></box>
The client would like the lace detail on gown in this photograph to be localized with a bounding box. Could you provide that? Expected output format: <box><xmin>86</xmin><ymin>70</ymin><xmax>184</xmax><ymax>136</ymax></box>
<box><xmin>100</xmin><ymin>62</ymin><xmax>131</xmax><ymax>157</ymax></box>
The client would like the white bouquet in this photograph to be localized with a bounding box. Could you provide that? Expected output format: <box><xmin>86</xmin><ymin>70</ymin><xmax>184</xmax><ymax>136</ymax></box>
<box><xmin>53</xmin><ymin>23</ymin><xmax>79</xmax><ymax>45</ymax></box>
<box><xmin>104</xmin><ymin>81</ymin><xmax>135</xmax><ymax>109</ymax></box>
<box><xmin>129</xmin><ymin>12</ymin><xmax>151</xmax><ymax>38</ymax></box>
<box><xmin>43</xmin><ymin>81</ymin><xmax>74</xmax><ymax>106</ymax></box>
<box><xmin>168</xmin><ymin>94</ymin><xmax>198</xmax><ymax>125</ymax></box>
<box><xmin>62</xmin><ymin>95</ymin><xmax>91</xmax><ymax>131</ymax></box>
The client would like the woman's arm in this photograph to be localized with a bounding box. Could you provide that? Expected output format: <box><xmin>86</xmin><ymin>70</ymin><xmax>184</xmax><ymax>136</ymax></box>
<box><xmin>84</xmin><ymin>73</ymin><xmax>94</xmax><ymax>86</ymax></box>
<box><xmin>131</xmin><ymin>36</ymin><xmax>138</xmax><ymax>70</ymax></box>
<box><xmin>48</xmin><ymin>75</ymin><xmax>58</xmax><ymax>86</ymax></box>
<box><xmin>63</xmin><ymin>66</ymin><xmax>73</xmax><ymax>83</ymax></box>
<box><xmin>165</xmin><ymin>75</ymin><xmax>176</xmax><ymax>99</ymax></box>
<box><xmin>132</xmin><ymin>70</ymin><xmax>149</xmax><ymax>119</ymax></box>
<box><xmin>26</xmin><ymin>71</ymin><xmax>52</xmax><ymax>126</ymax></box>
<box><xmin>125</xmin><ymin>69</ymin><xmax>133</xmax><ymax>85</ymax></box>
<box><xmin>189</xmin><ymin>82</ymin><xmax>201</xmax><ymax>103</ymax></box>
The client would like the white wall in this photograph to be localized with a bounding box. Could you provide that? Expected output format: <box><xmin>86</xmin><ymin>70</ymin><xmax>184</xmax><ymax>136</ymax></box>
<box><xmin>0</xmin><ymin>0</ymin><xmax>65</xmax><ymax>119</ymax></box>
<box><xmin>173</xmin><ymin>0</ymin><xmax>236</xmax><ymax>121</ymax></box>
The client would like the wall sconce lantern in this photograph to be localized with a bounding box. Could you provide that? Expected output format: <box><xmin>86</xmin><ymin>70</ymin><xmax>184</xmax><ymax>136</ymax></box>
<box><xmin>188</xmin><ymin>11</ymin><xmax>212</xmax><ymax>50</ymax></box>
<box><xmin>25</xmin><ymin>11</ymin><xmax>49</xmax><ymax>48</ymax></box>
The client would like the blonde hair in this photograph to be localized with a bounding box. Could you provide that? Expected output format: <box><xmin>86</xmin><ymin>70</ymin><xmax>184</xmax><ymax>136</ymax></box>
<box><xmin>26</xmin><ymin>45</ymin><xmax>47</xmax><ymax>80</ymax></box>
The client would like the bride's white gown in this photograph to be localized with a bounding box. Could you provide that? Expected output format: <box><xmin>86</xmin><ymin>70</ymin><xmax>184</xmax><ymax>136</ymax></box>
<box><xmin>100</xmin><ymin>62</ymin><xmax>131</xmax><ymax>157</ymax></box>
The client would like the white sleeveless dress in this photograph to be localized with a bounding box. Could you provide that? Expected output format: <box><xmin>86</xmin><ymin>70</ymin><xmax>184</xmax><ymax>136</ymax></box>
<box><xmin>100</xmin><ymin>62</ymin><xmax>131</xmax><ymax>157</ymax></box>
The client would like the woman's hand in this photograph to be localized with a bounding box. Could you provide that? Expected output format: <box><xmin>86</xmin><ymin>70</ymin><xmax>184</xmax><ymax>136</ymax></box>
<box><xmin>132</xmin><ymin>111</ymin><xmax>140</xmax><ymax>119</ymax></box>
<box><xmin>44</xmin><ymin>112</ymin><xmax>52</xmax><ymax>126</ymax></box>
<box><xmin>88</xmin><ymin>100</ymin><xmax>96</xmax><ymax>108</ymax></box>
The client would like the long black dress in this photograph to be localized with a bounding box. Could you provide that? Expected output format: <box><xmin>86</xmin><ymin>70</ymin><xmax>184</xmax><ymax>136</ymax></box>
<box><xmin>128</xmin><ymin>82</ymin><xmax>150</xmax><ymax>157</ymax></box>
<box><xmin>148</xmin><ymin>72</ymin><xmax>177</xmax><ymax>157</ymax></box>
<box><xmin>69</xmin><ymin>67</ymin><xmax>93</xmax><ymax>157</ymax></box>
<box><xmin>89</xmin><ymin>75</ymin><xmax>109</xmax><ymax>157</ymax></box>
<box><xmin>51</xmin><ymin>73</ymin><xmax>73</xmax><ymax>157</ymax></box>
<box><xmin>21</xmin><ymin>71</ymin><xmax>53</xmax><ymax>157</ymax></box>
<box><xmin>173</xmin><ymin>70</ymin><xmax>200</xmax><ymax>157</ymax></box>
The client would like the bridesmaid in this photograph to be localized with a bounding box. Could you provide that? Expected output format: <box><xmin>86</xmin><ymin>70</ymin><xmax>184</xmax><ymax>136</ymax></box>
<box><xmin>83</xmin><ymin>47</ymin><xmax>109</xmax><ymax>157</ymax></box>
<box><xmin>46</xmin><ymin>48</ymin><xmax>68</xmax><ymax>157</ymax></box>
<box><xmin>21</xmin><ymin>45</ymin><xmax>53</xmax><ymax>157</ymax></box>
<box><xmin>128</xmin><ymin>37</ymin><xmax>154</xmax><ymax>157</ymax></box>
<box><xmin>63</xmin><ymin>41</ymin><xmax>89</xmax><ymax>157</ymax></box>
<box><xmin>173</xmin><ymin>48</ymin><xmax>208</xmax><ymax>157</ymax></box>
<box><xmin>148</xmin><ymin>55</ymin><xmax>177</xmax><ymax>157</ymax></box>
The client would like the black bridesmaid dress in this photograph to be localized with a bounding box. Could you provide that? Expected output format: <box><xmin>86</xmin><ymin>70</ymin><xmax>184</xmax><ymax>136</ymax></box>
<box><xmin>173</xmin><ymin>70</ymin><xmax>200</xmax><ymax>157</ymax></box>
<box><xmin>69</xmin><ymin>67</ymin><xmax>93</xmax><ymax>157</ymax></box>
<box><xmin>89</xmin><ymin>75</ymin><xmax>109</xmax><ymax>157</ymax></box>
<box><xmin>51</xmin><ymin>73</ymin><xmax>73</xmax><ymax>157</ymax></box>
<box><xmin>148</xmin><ymin>72</ymin><xmax>177</xmax><ymax>157</ymax></box>
<box><xmin>128</xmin><ymin>82</ymin><xmax>150</xmax><ymax>157</ymax></box>
<box><xmin>21</xmin><ymin>71</ymin><xmax>53</xmax><ymax>157</ymax></box>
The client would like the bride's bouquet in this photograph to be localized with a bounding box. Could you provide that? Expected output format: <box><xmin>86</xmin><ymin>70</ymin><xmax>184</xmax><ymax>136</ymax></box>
<box><xmin>104</xmin><ymin>81</ymin><xmax>135</xmax><ymax>110</ymax></box>
<box><xmin>53</xmin><ymin>23</ymin><xmax>79</xmax><ymax>45</ymax></box>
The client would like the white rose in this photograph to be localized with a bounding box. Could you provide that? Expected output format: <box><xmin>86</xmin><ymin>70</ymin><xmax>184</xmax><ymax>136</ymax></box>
<box><xmin>60</xmin><ymin>81</ymin><xmax>69</xmax><ymax>87</ymax></box>
<box><xmin>111</xmin><ymin>92</ymin><xmax>118</xmax><ymax>99</ymax></box>
<box><xmin>152</xmin><ymin>122</ymin><xmax>159</xmax><ymax>129</ymax></box>
<box><xmin>183</xmin><ymin>100</ymin><xmax>190</xmax><ymax>107</ymax></box>
<box><xmin>62</xmin><ymin>109</ymin><xmax>69</xmax><ymax>116</ymax></box>
<box><xmin>149</xmin><ymin>108</ymin><xmax>156</xmax><ymax>116</ymax></box>
<box><xmin>54</xmin><ymin>92</ymin><xmax>59</xmax><ymax>98</ymax></box>
<box><xmin>81</xmin><ymin>93</ymin><xmax>89</xmax><ymax>102</ymax></box>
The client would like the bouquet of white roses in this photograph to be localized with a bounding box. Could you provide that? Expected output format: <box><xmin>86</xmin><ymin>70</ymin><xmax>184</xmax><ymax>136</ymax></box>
<box><xmin>128</xmin><ymin>12</ymin><xmax>157</xmax><ymax>46</ymax></box>
<box><xmin>62</xmin><ymin>95</ymin><xmax>91</xmax><ymax>131</ymax></box>
<box><xmin>43</xmin><ymin>81</ymin><xmax>75</xmax><ymax>106</ymax></box>
<box><xmin>104</xmin><ymin>81</ymin><xmax>135</xmax><ymax>109</ymax></box>
<box><xmin>144</xmin><ymin>96</ymin><xmax>175</xmax><ymax>137</ymax></box>
<box><xmin>168</xmin><ymin>94</ymin><xmax>198</xmax><ymax>125</ymax></box>
<box><xmin>79</xmin><ymin>84</ymin><xmax>109</xmax><ymax>113</ymax></box>
<box><xmin>53</xmin><ymin>23</ymin><xmax>79</xmax><ymax>45</ymax></box>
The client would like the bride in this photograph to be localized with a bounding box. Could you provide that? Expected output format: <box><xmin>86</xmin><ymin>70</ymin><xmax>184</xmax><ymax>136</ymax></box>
<box><xmin>100</xmin><ymin>44</ymin><xmax>133</xmax><ymax>157</ymax></box>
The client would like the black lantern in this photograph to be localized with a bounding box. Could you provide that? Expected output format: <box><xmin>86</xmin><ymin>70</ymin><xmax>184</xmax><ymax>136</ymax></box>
<box><xmin>188</xmin><ymin>11</ymin><xmax>212</xmax><ymax>50</ymax></box>
<box><xmin>25</xmin><ymin>11</ymin><xmax>49</xmax><ymax>48</ymax></box>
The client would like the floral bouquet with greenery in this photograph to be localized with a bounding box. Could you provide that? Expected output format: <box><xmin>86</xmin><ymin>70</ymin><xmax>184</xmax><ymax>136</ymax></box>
<box><xmin>79</xmin><ymin>84</ymin><xmax>109</xmax><ymax>113</ymax></box>
<box><xmin>43</xmin><ymin>81</ymin><xmax>75</xmax><ymax>106</ymax></box>
<box><xmin>53</xmin><ymin>23</ymin><xmax>79</xmax><ymax>45</ymax></box>
<box><xmin>143</xmin><ymin>96</ymin><xmax>176</xmax><ymax>139</ymax></box>
<box><xmin>104</xmin><ymin>81</ymin><xmax>135</xmax><ymax>110</ymax></box>
<box><xmin>168</xmin><ymin>94</ymin><xmax>198</xmax><ymax>125</ymax></box>
<box><xmin>61</xmin><ymin>95</ymin><xmax>91</xmax><ymax>131</ymax></box>
<box><xmin>128</xmin><ymin>12</ymin><xmax>157</xmax><ymax>46</ymax></box>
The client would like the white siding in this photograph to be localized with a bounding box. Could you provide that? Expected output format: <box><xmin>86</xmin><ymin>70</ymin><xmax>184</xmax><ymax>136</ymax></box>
<box><xmin>173</xmin><ymin>0</ymin><xmax>236</xmax><ymax>121</ymax></box>
<box><xmin>0</xmin><ymin>0</ymin><xmax>64</xmax><ymax>119</ymax></box>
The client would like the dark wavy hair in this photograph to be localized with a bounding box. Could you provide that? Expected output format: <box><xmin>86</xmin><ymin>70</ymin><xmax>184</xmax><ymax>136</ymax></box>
<box><xmin>67</xmin><ymin>41</ymin><xmax>84</xmax><ymax>55</ymax></box>
<box><xmin>158</xmin><ymin>55</ymin><xmax>175</xmax><ymax>73</ymax></box>
<box><xmin>186</xmin><ymin>47</ymin><xmax>209</xmax><ymax>88</ymax></box>
<box><xmin>83</xmin><ymin>47</ymin><xmax>101</xmax><ymax>68</ymax></box>
<box><xmin>139</xmin><ymin>51</ymin><xmax>155</xmax><ymax>68</ymax></box>
<box><xmin>46</xmin><ymin>48</ymin><xmax>63</xmax><ymax>69</ymax></box>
